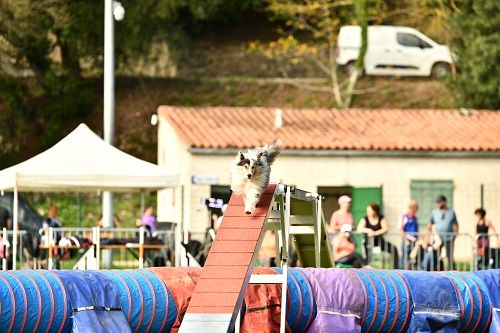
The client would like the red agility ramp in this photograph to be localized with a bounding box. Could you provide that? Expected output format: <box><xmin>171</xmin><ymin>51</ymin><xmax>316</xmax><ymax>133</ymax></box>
<box><xmin>179</xmin><ymin>184</ymin><xmax>277</xmax><ymax>332</ymax></box>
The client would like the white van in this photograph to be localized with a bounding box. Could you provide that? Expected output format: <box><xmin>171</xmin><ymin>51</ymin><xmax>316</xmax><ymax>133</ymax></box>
<box><xmin>337</xmin><ymin>25</ymin><xmax>454</xmax><ymax>78</ymax></box>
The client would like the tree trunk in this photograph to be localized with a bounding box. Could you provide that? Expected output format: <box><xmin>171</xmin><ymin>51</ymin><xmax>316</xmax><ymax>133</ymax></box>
<box><xmin>56</xmin><ymin>29</ymin><xmax>82</xmax><ymax>78</ymax></box>
<box><xmin>343</xmin><ymin>0</ymin><xmax>368</xmax><ymax>108</ymax></box>
<box><xmin>328</xmin><ymin>40</ymin><xmax>343</xmax><ymax>106</ymax></box>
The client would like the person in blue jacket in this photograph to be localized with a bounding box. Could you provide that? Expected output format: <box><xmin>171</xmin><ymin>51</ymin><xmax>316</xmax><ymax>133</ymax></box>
<box><xmin>399</xmin><ymin>200</ymin><xmax>419</xmax><ymax>269</ymax></box>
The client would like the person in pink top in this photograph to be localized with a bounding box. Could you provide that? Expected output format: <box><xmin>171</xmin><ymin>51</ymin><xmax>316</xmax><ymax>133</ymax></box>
<box><xmin>332</xmin><ymin>224</ymin><xmax>364</xmax><ymax>268</ymax></box>
<box><xmin>329</xmin><ymin>195</ymin><xmax>354</xmax><ymax>233</ymax></box>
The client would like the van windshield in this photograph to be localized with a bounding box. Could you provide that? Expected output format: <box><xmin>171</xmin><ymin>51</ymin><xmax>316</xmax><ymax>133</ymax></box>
<box><xmin>397</xmin><ymin>33</ymin><xmax>431</xmax><ymax>48</ymax></box>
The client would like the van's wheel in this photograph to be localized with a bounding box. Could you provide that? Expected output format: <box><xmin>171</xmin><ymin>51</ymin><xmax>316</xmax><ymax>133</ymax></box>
<box><xmin>431</xmin><ymin>63</ymin><xmax>451</xmax><ymax>79</ymax></box>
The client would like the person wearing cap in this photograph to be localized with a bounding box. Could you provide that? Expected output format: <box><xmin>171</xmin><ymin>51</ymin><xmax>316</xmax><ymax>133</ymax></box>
<box><xmin>332</xmin><ymin>223</ymin><xmax>364</xmax><ymax>268</ymax></box>
<box><xmin>430</xmin><ymin>195</ymin><xmax>459</xmax><ymax>270</ymax></box>
<box><xmin>329</xmin><ymin>195</ymin><xmax>354</xmax><ymax>234</ymax></box>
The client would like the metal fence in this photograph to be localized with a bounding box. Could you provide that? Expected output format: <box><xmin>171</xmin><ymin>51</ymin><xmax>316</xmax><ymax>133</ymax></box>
<box><xmin>1</xmin><ymin>229</ymin><xmax>28</xmax><ymax>270</ymax></box>
<box><xmin>327</xmin><ymin>231</ymin><xmax>497</xmax><ymax>272</ymax></box>
<box><xmin>18</xmin><ymin>227</ymin><xmax>176</xmax><ymax>270</ymax></box>
<box><xmin>473</xmin><ymin>233</ymin><xmax>500</xmax><ymax>270</ymax></box>
<box><xmin>4</xmin><ymin>226</ymin><xmax>499</xmax><ymax>272</ymax></box>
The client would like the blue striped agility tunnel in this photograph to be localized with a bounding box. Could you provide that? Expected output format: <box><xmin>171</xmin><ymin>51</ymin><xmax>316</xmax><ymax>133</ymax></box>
<box><xmin>353</xmin><ymin>269</ymin><xmax>412</xmax><ymax>333</ymax></box>
<box><xmin>272</xmin><ymin>267</ymin><xmax>317</xmax><ymax>333</ymax></box>
<box><xmin>101</xmin><ymin>269</ymin><xmax>177</xmax><ymax>333</ymax></box>
<box><xmin>474</xmin><ymin>269</ymin><xmax>500</xmax><ymax>332</ymax></box>
<box><xmin>0</xmin><ymin>270</ymin><xmax>72</xmax><ymax>333</ymax></box>
<box><xmin>442</xmin><ymin>271</ymin><xmax>492</xmax><ymax>332</ymax></box>
<box><xmin>0</xmin><ymin>269</ymin><xmax>177</xmax><ymax>333</ymax></box>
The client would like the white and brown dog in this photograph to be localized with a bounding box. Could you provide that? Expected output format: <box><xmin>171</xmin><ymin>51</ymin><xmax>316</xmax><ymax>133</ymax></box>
<box><xmin>231</xmin><ymin>139</ymin><xmax>282</xmax><ymax>214</ymax></box>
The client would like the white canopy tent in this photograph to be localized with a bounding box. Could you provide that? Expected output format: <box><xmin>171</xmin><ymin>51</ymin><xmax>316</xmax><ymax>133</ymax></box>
<box><xmin>0</xmin><ymin>123</ymin><xmax>178</xmax><ymax>268</ymax></box>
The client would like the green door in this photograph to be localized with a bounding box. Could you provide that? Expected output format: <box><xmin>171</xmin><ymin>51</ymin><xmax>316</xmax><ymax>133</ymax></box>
<box><xmin>351</xmin><ymin>187</ymin><xmax>383</xmax><ymax>226</ymax></box>
<box><xmin>410</xmin><ymin>180</ymin><xmax>454</xmax><ymax>228</ymax></box>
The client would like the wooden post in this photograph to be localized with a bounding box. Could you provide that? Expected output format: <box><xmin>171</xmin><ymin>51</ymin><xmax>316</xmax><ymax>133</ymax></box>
<box><xmin>139</xmin><ymin>226</ymin><xmax>144</xmax><ymax>269</ymax></box>
<box><xmin>2</xmin><ymin>227</ymin><xmax>7</xmax><ymax>271</ymax></box>
<box><xmin>48</xmin><ymin>227</ymin><xmax>54</xmax><ymax>270</ymax></box>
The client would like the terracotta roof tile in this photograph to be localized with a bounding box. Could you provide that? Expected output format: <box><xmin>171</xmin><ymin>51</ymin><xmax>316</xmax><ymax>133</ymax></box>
<box><xmin>158</xmin><ymin>106</ymin><xmax>500</xmax><ymax>152</ymax></box>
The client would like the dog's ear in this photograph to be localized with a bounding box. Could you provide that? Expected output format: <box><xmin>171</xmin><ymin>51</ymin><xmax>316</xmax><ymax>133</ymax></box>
<box><xmin>237</xmin><ymin>152</ymin><xmax>246</xmax><ymax>166</ymax></box>
<box><xmin>257</xmin><ymin>152</ymin><xmax>263</xmax><ymax>160</ymax></box>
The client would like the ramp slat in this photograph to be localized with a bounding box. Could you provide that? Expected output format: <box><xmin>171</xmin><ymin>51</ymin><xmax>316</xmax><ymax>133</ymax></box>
<box><xmin>215</xmin><ymin>228</ymin><xmax>262</xmax><ymax>241</ymax></box>
<box><xmin>210</xmin><ymin>241</ymin><xmax>257</xmax><ymax>253</ymax></box>
<box><xmin>224</xmin><ymin>205</ymin><xmax>270</xmax><ymax>217</ymax></box>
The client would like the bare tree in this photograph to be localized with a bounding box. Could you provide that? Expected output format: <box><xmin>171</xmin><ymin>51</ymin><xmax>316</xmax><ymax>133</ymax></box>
<box><xmin>249</xmin><ymin>0</ymin><xmax>379</xmax><ymax>107</ymax></box>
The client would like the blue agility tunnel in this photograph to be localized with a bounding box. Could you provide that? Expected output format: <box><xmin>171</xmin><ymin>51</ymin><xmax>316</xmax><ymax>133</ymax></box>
<box><xmin>272</xmin><ymin>267</ymin><xmax>317</xmax><ymax>333</ymax></box>
<box><xmin>101</xmin><ymin>270</ymin><xmax>177</xmax><ymax>333</ymax></box>
<box><xmin>474</xmin><ymin>269</ymin><xmax>500</xmax><ymax>332</ymax></box>
<box><xmin>353</xmin><ymin>269</ymin><xmax>412</xmax><ymax>333</ymax></box>
<box><xmin>52</xmin><ymin>270</ymin><xmax>131</xmax><ymax>333</ymax></box>
<box><xmin>0</xmin><ymin>270</ymin><xmax>72</xmax><ymax>333</ymax></box>
<box><xmin>0</xmin><ymin>269</ymin><xmax>177</xmax><ymax>333</ymax></box>
<box><xmin>400</xmin><ymin>270</ymin><xmax>462</xmax><ymax>332</ymax></box>
<box><xmin>443</xmin><ymin>271</ymin><xmax>492</xmax><ymax>332</ymax></box>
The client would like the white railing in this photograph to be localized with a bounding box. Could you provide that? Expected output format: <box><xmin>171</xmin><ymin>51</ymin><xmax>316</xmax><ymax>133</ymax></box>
<box><xmin>35</xmin><ymin>226</ymin><xmax>175</xmax><ymax>270</ymax></box>
<box><xmin>1</xmin><ymin>229</ymin><xmax>29</xmax><ymax>270</ymax></box>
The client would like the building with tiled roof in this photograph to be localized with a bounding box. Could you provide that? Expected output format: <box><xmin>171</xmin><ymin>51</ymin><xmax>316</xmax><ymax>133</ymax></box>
<box><xmin>159</xmin><ymin>106</ymin><xmax>500</xmax><ymax>152</ymax></box>
<box><xmin>157</xmin><ymin>106</ymin><xmax>500</xmax><ymax>261</ymax></box>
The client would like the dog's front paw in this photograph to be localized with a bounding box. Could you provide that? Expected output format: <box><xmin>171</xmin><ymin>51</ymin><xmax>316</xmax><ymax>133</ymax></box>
<box><xmin>244</xmin><ymin>210</ymin><xmax>251</xmax><ymax>215</ymax></box>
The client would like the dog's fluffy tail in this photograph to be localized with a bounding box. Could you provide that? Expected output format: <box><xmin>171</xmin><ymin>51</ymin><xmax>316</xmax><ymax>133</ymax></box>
<box><xmin>264</xmin><ymin>139</ymin><xmax>282</xmax><ymax>165</ymax></box>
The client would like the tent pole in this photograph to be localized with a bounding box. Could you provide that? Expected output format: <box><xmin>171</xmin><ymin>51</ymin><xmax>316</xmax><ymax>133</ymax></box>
<box><xmin>102</xmin><ymin>0</ymin><xmax>115</xmax><ymax>268</ymax></box>
<box><xmin>101</xmin><ymin>192</ymin><xmax>113</xmax><ymax>268</ymax></box>
<box><xmin>77</xmin><ymin>192</ymin><xmax>82</xmax><ymax>228</ymax></box>
<box><xmin>12</xmin><ymin>183</ymin><xmax>18</xmax><ymax>270</ymax></box>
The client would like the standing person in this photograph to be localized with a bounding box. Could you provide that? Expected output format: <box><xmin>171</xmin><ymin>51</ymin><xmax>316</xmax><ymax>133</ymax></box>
<box><xmin>475</xmin><ymin>208</ymin><xmax>498</xmax><ymax>263</ymax></box>
<box><xmin>137</xmin><ymin>206</ymin><xmax>157</xmax><ymax>234</ymax></box>
<box><xmin>430</xmin><ymin>195</ymin><xmax>458</xmax><ymax>270</ymax></box>
<box><xmin>399</xmin><ymin>200</ymin><xmax>419</xmax><ymax>269</ymax></box>
<box><xmin>0</xmin><ymin>205</ymin><xmax>12</xmax><ymax>269</ymax></box>
<box><xmin>44</xmin><ymin>202</ymin><xmax>62</xmax><ymax>269</ymax></box>
<box><xmin>44</xmin><ymin>202</ymin><xmax>62</xmax><ymax>238</ymax></box>
<box><xmin>48</xmin><ymin>202</ymin><xmax>61</xmax><ymax>225</ymax></box>
<box><xmin>329</xmin><ymin>195</ymin><xmax>354</xmax><ymax>233</ymax></box>
<box><xmin>357</xmin><ymin>203</ymin><xmax>399</xmax><ymax>269</ymax></box>
<box><xmin>0</xmin><ymin>205</ymin><xmax>12</xmax><ymax>231</ymax></box>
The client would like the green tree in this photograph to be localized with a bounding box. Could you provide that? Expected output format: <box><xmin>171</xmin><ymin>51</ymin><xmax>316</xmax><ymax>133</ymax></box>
<box><xmin>448</xmin><ymin>0</ymin><xmax>500</xmax><ymax>109</ymax></box>
<box><xmin>382</xmin><ymin>0</ymin><xmax>455</xmax><ymax>43</ymax></box>
<box><xmin>0</xmin><ymin>0</ymin><xmax>242</xmax><ymax>168</ymax></box>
